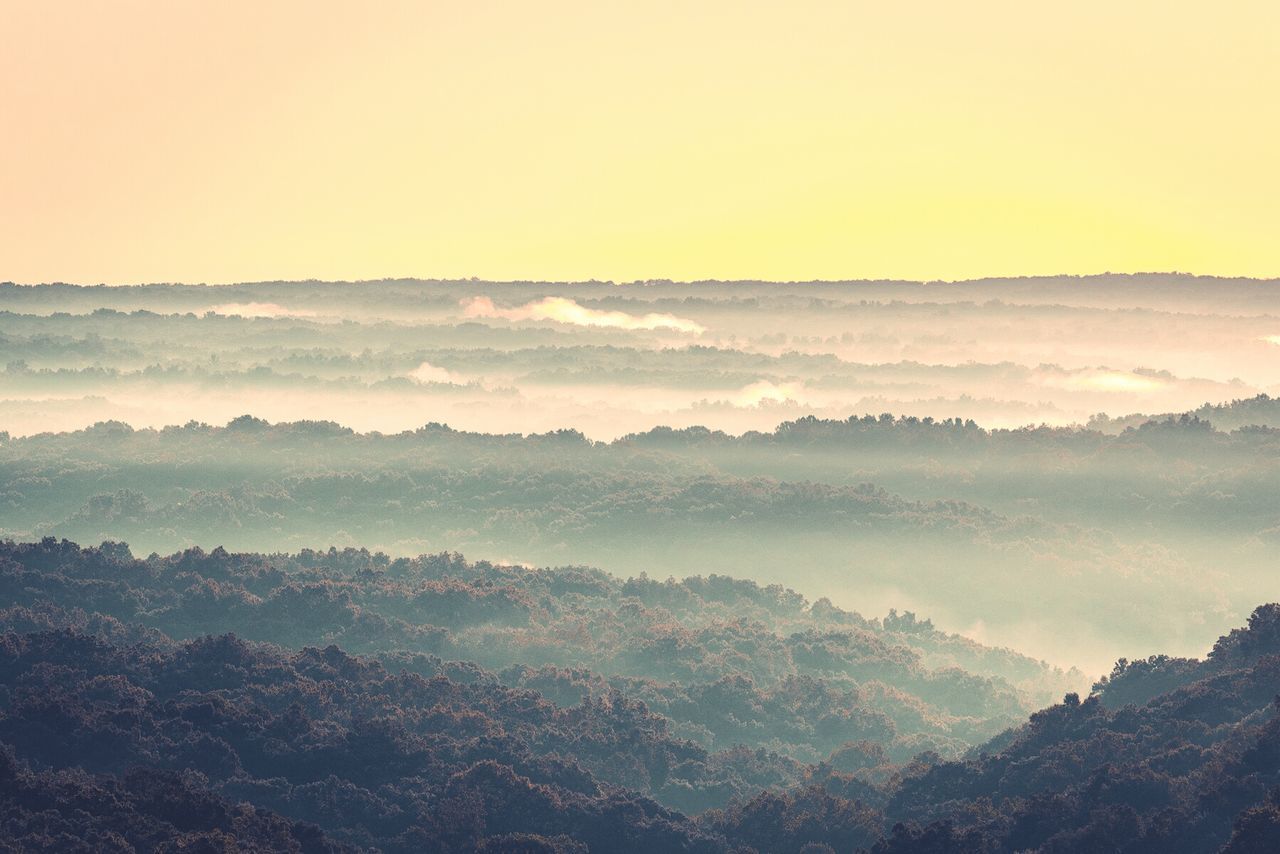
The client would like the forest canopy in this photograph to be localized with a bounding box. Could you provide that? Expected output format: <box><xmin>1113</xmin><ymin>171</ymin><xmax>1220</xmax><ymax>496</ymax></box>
<box><xmin>0</xmin><ymin>539</ymin><xmax>1276</xmax><ymax>852</ymax></box>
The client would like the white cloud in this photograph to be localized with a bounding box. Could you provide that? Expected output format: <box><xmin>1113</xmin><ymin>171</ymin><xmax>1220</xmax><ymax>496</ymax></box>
<box><xmin>730</xmin><ymin>380</ymin><xmax>804</xmax><ymax>407</ymax></box>
<box><xmin>407</xmin><ymin>361</ymin><xmax>460</xmax><ymax>385</ymax></box>
<box><xmin>206</xmin><ymin>302</ymin><xmax>316</xmax><ymax>319</ymax></box>
<box><xmin>1045</xmin><ymin>368</ymin><xmax>1168</xmax><ymax>393</ymax></box>
<box><xmin>1072</xmin><ymin>371</ymin><xmax>1166</xmax><ymax>393</ymax></box>
<box><xmin>461</xmin><ymin>296</ymin><xmax>704</xmax><ymax>334</ymax></box>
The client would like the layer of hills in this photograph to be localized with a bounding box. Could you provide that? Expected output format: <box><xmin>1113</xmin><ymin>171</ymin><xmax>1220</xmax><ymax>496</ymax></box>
<box><xmin>0</xmin><ymin>540</ymin><xmax>1077</xmax><ymax>784</ymax></box>
<box><xmin>0</xmin><ymin>539</ymin><xmax>1277</xmax><ymax>852</ymax></box>
<box><xmin>6</xmin><ymin>274</ymin><xmax>1280</xmax><ymax>671</ymax></box>
<box><xmin>4</xmin><ymin>397</ymin><xmax>1280</xmax><ymax>671</ymax></box>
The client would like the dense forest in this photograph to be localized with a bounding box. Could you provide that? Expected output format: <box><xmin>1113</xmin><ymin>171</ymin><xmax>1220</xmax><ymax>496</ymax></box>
<box><xmin>0</xmin><ymin>540</ymin><xmax>1276</xmax><ymax>851</ymax></box>
<box><xmin>0</xmin><ymin>540</ymin><xmax>1075</xmax><ymax>777</ymax></box>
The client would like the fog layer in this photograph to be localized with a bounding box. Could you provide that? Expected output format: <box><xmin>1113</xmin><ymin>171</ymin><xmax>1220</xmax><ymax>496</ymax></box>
<box><xmin>3</xmin><ymin>275</ymin><xmax>1280</xmax><ymax>674</ymax></box>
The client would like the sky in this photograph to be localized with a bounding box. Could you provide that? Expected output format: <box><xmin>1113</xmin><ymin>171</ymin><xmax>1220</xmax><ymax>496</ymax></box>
<box><xmin>2</xmin><ymin>1</ymin><xmax>1278</xmax><ymax>285</ymax></box>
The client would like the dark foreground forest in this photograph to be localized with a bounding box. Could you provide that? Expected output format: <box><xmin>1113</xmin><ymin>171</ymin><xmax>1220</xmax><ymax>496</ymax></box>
<box><xmin>1</xmin><ymin>540</ymin><xmax>1277</xmax><ymax>852</ymax></box>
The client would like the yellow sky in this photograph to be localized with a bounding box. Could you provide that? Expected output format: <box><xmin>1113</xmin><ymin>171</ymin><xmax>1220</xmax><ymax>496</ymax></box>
<box><xmin>2</xmin><ymin>1</ymin><xmax>1277</xmax><ymax>284</ymax></box>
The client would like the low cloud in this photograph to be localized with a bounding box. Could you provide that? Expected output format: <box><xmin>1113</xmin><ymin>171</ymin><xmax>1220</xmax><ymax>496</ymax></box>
<box><xmin>730</xmin><ymin>380</ymin><xmax>804</xmax><ymax>407</ymax></box>
<box><xmin>1073</xmin><ymin>371</ymin><xmax>1166</xmax><ymax>393</ymax></box>
<box><xmin>206</xmin><ymin>302</ymin><xmax>316</xmax><ymax>319</ymax></box>
<box><xmin>407</xmin><ymin>361</ymin><xmax>461</xmax><ymax>385</ymax></box>
<box><xmin>461</xmin><ymin>296</ymin><xmax>704</xmax><ymax>334</ymax></box>
<box><xmin>1046</xmin><ymin>368</ymin><xmax>1168</xmax><ymax>393</ymax></box>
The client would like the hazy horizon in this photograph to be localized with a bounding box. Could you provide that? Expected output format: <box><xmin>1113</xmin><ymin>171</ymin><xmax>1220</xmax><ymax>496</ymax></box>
<box><xmin>3</xmin><ymin>274</ymin><xmax>1279</xmax><ymax>441</ymax></box>
<box><xmin>4</xmin><ymin>275</ymin><xmax>1280</xmax><ymax>677</ymax></box>
<box><xmin>9</xmin><ymin>271</ymin><xmax>1280</xmax><ymax>288</ymax></box>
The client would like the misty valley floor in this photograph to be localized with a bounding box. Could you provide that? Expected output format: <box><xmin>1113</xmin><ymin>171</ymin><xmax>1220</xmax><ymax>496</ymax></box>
<box><xmin>6</xmin><ymin>276</ymin><xmax>1280</xmax><ymax>673</ymax></box>
<box><xmin>5</xmin><ymin>401</ymin><xmax>1280</xmax><ymax>674</ymax></box>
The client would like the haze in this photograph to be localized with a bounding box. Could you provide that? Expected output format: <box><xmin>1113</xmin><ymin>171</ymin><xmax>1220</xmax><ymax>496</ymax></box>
<box><xmin>4</xmin><ymin>276</ymin><xmax>1280</xmax><ymax>676</ymax></box>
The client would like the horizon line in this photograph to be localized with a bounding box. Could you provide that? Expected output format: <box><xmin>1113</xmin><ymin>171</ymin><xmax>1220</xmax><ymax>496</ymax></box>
<box><xmin>5</xmin><ymin>271</ymin><xmax>1280</xmax><ymax>289</ymax></box>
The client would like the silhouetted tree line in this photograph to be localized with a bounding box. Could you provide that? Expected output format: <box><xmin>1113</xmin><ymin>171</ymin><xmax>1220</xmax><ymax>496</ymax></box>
<box><xmin>8</xmin><ymin>404</ymin><xmax>1280</xmax><ymax>553</ymax></box>
<box><xmin>871</xmin><ymin>604</ymin><xmax>1280</xmax><ymax>852</ymax></box>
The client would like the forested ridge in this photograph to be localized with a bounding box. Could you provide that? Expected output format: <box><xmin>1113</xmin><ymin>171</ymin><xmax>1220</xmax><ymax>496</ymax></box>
<box><xmin>0</xmin><ymin>539</ymin><xmax>1071</xmax><ymax>776</ymax></box>
<box><xmin>0</xmin><ymin>540</ymin><xmax>1277</xmax><ymax>852</ymax></box>
<box><xmin>4</xmin><ymin>401</ymin><xmax>1280</xmax><ymax>671</ymax></box>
